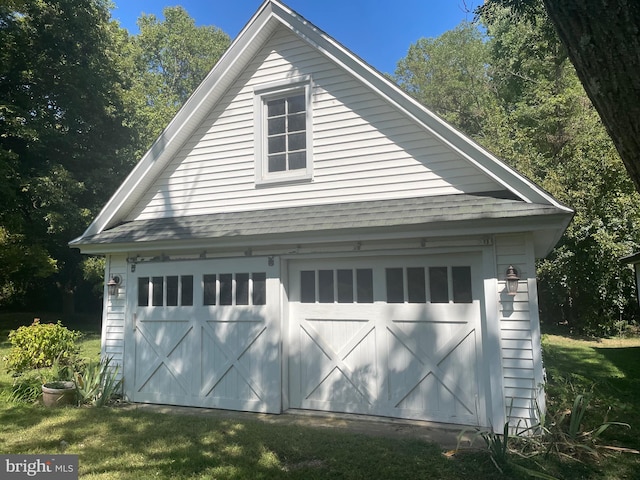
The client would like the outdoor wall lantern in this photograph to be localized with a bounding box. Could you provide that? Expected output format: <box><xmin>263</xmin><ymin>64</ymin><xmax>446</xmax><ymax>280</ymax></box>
<box><xmin>505</xmin><ymin>265</ymin><xmax>520</xmax><ymax>296</ymax></box>
<box><xmin>107</xmin><ymin>275</ymin><xmax>121</xmax><ymax>297</ymax></box>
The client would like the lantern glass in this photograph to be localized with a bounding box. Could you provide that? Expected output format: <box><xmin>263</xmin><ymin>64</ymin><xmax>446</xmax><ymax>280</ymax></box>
<box><xmin>108</xmin><ymin>276</ymin><xmax>120</xmax><ymax>296</ymax></box>
<box><xmin>505</xmin><ymin>266</ymin><xmax>519</xmax><ymax>296</ymax></box>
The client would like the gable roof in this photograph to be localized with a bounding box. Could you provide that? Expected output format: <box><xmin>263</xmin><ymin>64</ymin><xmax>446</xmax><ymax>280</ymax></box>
<box><xmin>71</xmin><ymin>0</ymin><xmax>572</xmax><ymax>248</ymax></box>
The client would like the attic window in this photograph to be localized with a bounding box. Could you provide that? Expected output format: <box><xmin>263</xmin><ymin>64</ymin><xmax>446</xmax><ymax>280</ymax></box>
<box><xmin>254</xmin><ymin>76</ymin><xmax>313</xmax><ymax>185</ymax></box>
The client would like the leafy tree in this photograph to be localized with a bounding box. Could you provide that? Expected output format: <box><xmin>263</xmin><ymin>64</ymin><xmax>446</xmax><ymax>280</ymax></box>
<box><xmin>480</xmin><ymin>5</ymin><xmax>640</xmax><ymax>333</ymax></box>
<box><xmin>124</xmin><ymin>6</ymin><xmax>230</xmax><ymax>154</ymax></box>
<box><xmin>0</xmin><ymin>0</ymin><xmax>134</xmax><ymax>310</ymax></box>
<box><xmin>395</xmin><ymin>22</ymin><xmax>496</xmax><ymax>138</ymax></box>
<box><xmin>479</xmin><ymin>0</ymin><xmax>640</xmax><ymax>196</ymax></box>
<box><xmin>0</xmin><ymin>3</ymin><xmax>231</xmax><ymax>312</ymax></box>
<box><xmin>395</xmin><ymin>8</ymin><xmax>640</xmax><ymax>333</ymax></box>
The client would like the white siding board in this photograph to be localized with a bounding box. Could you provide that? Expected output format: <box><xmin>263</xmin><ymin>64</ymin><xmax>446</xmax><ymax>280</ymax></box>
<box><xmin>134</xmin><ymin>182</ymin><xmax>470</xmax><ymax>220</ymax></box>
<box><xmin>495</xmin><ymin>233</ymin><xmax>544</xmax><ymax>430</ymax></box>
<box><xmin>501</xmin><ymin>339</ymin><xmax>534</xmax><ymax>350</ymax></box>
<box><xmin>503</xmin><ymin>368</ymin><xmax>534</xmax><ymax>379</ymax></box>
<box><xmin>503</xmin><ymin>377</ymin><xmax>536</xmax><ymax>390</ymax></box>
<box><xmin>102</xmin><ymin>254</ymin><xmax>127</xmax><ymax>382</ymax></box>
<box><xmin>502</xmin><ymin>358</ymin><xmax>534</xmax><ymax>369</ymax></box>
<box><xmin>128</xmin><ymin>25</ymin><xmax>502</xmax><ymax>222</ymax></box>
<box><xmin>502</xmin><ymin>348</ymin><xmax>533</xmax><ymax>360</ymax></box>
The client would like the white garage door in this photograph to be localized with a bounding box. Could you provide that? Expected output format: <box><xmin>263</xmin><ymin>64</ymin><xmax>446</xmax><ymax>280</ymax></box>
<box><xmin>124</xmin><ymin>257</ymin><xmax>281</xmax><ymax>413</ymax></box>
<box><xmin>288</xmin><ymin>254</ymin><xmax>486</xmax><ymax>426</ymax></box>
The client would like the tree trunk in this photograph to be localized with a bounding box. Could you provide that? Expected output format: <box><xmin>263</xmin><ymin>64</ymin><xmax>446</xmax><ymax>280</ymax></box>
<box><xmin>542</xmin><ymin>0</ymin><xmax>640</xmax><ymax>192</ymax></box>
<box><xmin>62</xmin><ymin>288</ymin><xmax>75</xmax><ymax>317</ymax></box>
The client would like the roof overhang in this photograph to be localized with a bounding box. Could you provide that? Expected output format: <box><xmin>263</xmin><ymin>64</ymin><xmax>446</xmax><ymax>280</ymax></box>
<box><xmin>71</xmin><ymin>194</ymin><xmax>573</xmax><ymax>258</ymax></box>
<box><xmin>621</xmin><ymin>252</ymin><xmax>640</xmax><ymax>265</ymax></box>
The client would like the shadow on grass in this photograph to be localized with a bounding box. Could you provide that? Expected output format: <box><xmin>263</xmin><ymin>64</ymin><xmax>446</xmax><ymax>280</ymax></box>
<box><xmin>0</xmin><ymin>406</ymin><xmax>501</xmax><ymax>480</ymax></box>
<box><xmin>595</xmin><ymin>346</ymin><xmax>640</xmax><ymax>379</ymax></box>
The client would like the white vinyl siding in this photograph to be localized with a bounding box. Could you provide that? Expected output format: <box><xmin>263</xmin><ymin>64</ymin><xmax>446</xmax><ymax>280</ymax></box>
<box><xmin>495</xmin><ymin>234</ymin><xmax>544</xmax><ymax>429</ymax></box>
<box><xmin>102</xmin><ymin>254</ymin><xmax>127</xmax><ymax>382</ymax></box>
<box><xmin>127</xmin><ymin>26</ymin><xmax>502</xmax><ymax>221</ymax></box>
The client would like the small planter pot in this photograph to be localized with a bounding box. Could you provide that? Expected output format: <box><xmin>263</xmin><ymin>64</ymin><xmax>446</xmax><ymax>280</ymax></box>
<box><xmin>42</xmin><ymin>381</ymin><xmax>77</xmax><ymax>407</ymax></box>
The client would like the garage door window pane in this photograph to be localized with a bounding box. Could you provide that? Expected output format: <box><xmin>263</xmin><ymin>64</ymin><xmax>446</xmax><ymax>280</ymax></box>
<box><xmin>253</xmin><ymin>272</ymin><xmax>266</xmax><ymax>305</ymax></box>
<box><xmin>386</xmin><ymin>268</ymin><xmax>404</xmax><ymax>303</ymax></box>
<box><xmin>407</xmin><ymin>267</ymin><xmax>426</xmax><ymax>303</ymax></box>
<box><xmin>356</xmin><ymin>269</ymin><xmax>373</xmax><ymax>303</ymax></box>
<box><xmin>301</xmin><ymin>271</ymin><xmax>315</xmax><ymax>303</ymax></box>
<box><xmin>220</xmin><ymin>273</ymin><xmax>233</xmax><ymax>305</ymax></box>
<box><xmin>452</xmin><ymin>266</ymin><xmax>472</xmax><ymax>303</ymax></box>
<box><xmin>319</xmin><ymin>270</ymin><xmax>334</xmax><ymax>303</ymax></box>
<box><xmin>138</xmin><ymin>277</ymin><xmax>149</xmax><ymax>306</ymax></box>
<box><xmin>181</xmin><ymin>275</ymin><xmax>193</xmax><ymax>306</ymax></box>
<box><xmin>151</xmin><ymin>277</ymin><xmax>164</xmax><ymax>306</ymax></box>
<box><xmin>236</xmin><ymin>273</ymin><xmax>249</xmax><ymax>305</ymax></box>
<box><xmin>429</xmin><ymin>267</ymin><xmax>449</xmax><ymax>303</ymax></box>
<box><xmin>203</xmin><ymin>274</ymin><xmax>216</xmax><ymax>305</ymax></box>
<box><xmin>166</xmin><ymin>276</ymin><xmax>178</xmax><ymax>306</ymax></box>
<box><xmin>337</xmin><ymin>269</ymin><xmax>354</xmax><ymax>303</ymax></box>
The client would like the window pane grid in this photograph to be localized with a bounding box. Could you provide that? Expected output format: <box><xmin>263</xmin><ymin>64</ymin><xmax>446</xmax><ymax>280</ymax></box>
<box><xmin>266</xmin><ymin>91</ymin><xmax>306</xmax><ymax>173</ymax></box>
<box><xmin>381</xmin><ymin>265</ymin><xmax>472</xmax><ymax>304</ymax></box>
<box><xmin>203</xmin><ymin>272</ymin><xmax>267</xmax><ymax>306</ymax></box>
<box><xmin>300</xmin><ymin>268</ymin><xmax>373</xmax><ymax>304</ymax></box>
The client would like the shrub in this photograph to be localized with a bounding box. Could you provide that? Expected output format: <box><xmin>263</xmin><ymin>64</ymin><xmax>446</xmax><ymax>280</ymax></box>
<box><xmin>4</xmin><ymin>319</ymin><xmax>81</xmax><ymax>374</ymax></box>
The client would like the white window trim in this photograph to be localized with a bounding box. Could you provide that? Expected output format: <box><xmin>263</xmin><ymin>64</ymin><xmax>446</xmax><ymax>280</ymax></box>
<box><xmin>254</xmin><ymin>75</ymin><xmax>313</xmax><ymax>186</ymax></box>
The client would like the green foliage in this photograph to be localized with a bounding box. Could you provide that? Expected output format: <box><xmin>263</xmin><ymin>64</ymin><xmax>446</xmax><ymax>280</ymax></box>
<box><xmin>482</xmin><ymin>4</ymin><xmax>640</xmax><ymax>334</ymax></box>
<box><xmin>0</xmin><ymin>3</ymin><xmax>231</xmax><ymax>310</ymax></box>
<box><xmin>8</xmin><ymin>371</ymin><xmax>44</xmax><ymax>404</ymax></box>
<box><xmin>462</xmin><ymin>389</ymin><xmax>636</xmax><ymax>478</ymax></box>
<box><xmin>4</xmin><ymin>320</ymin><xmax>81</xmax><ymax>374</ymax></box>
<box><xmin>540</xmin><ymin>386</ymin><xmax>634</xmax><ymax>459</ymax></box>
<box><xmin>75</xmin><ymin>356</ymin><xmax>122</xmax><ymax>407</ymax></box>
<box><xmin>395</xmin><ymin>6</ymin><xmax>640</xmax><ymax>334</ymax></box>
<box><xmin>125</xmin><ymin>6</ymin><xmax>230</xmax><ymax>154</ymax></box>
<box><xmin>0</xmin><ymin>0</ymin><xmax>136</xmax><ymax>308</ymax></box>
<box><xmin>8</xmin><ymin>354</ymin><xmax>77</xmax><ymax>403</ymax></box>
<box><xmin>81</xmin><ymin>256</ymin><xmax>106</xmax><ymax>296</ymax></box>
<box><xmin>395</xmin><ymin>22</ymin><xmax>497</xmax><ymax>137</ymax></box>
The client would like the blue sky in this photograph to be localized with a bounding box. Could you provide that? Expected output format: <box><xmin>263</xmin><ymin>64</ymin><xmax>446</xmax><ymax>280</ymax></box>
<box><xmin>110</xmin><ymin>0</ymin><xmax>482</xmax><ymax>75</ymax></box>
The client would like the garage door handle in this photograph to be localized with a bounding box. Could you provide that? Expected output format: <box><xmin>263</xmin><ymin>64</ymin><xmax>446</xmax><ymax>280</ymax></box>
<box><xmin>133</xmin><ymin>313</ymin><xmax>137</xmax><ymax>332</ymax></box>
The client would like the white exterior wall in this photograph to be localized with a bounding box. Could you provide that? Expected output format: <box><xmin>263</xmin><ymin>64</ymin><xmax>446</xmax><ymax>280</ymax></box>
<box><xmin>102</xmin><ymin>253</ymin><xmax>127</xmax><ymax>381</ymax></box>
<box><xmin>495</xmin><ymin>233</ymin><xmax>545</xmax><ymax>430</ymax></box>
<box><xmin>127</xmin><ymin>26</ymin><xmax>502</xmax><ymax>221</ymax></box>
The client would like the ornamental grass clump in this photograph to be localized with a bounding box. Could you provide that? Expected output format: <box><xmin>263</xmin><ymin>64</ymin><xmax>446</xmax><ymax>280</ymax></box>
<box><xmin>75</xmin><ymin>356</ymin><xmax>122</xmax><ymax>407</ymax></box>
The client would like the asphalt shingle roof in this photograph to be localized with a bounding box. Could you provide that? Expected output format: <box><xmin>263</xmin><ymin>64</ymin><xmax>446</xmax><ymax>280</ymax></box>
<box><xmin>75</xmin><ymin>193</ymin><xmax>566</xmax><ymax>246</ymax></box>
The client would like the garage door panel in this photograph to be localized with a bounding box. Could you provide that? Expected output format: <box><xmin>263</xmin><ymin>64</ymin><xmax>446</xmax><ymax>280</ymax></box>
<box><xmin>205</xmin><ymin>366</ymin><xmax>263</xmax><ymax>402</ymax></box>
<box><xmin>200</xmin><ymin>319</ymin><xmax>269</xmax><ymax>404</ymax></box>
<box><xmin>125</xmin><ymin>257</ymin><xmax>280</xmax><ymax>413</ymax></box>
<box><xmin>133</xmin><ymin>319</ymin><xmax>194</xmax><ymax>397</ymax></box>
<box><xmin>386</xmin><ymin>320</ymin><xmax>478</xmax><ymax>412</ymax></box>
<box><xmin>299</xmin><ymin>319</ymin><xmax>377</xmax><ymax>408</ymax></box>
<box><xmin>289</xmin><ymin>255</ymin><xmax>485</xmax><ymax>426</ymax></box>
<box><xmin>305</xmin><ymin>366</ymin><xmax>374</xmax><ymax>408</ymax></box>
<box><xmin>394</xmin><ymin>374</ymin><xmax>476</xmax><ymax>423</ymax></box>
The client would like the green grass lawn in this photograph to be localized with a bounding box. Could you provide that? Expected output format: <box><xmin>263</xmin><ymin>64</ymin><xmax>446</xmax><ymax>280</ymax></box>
<box><xmin>0</xmin><ymin>316</ymin><xmax>638</xmax><ymax>479</ymax></box>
